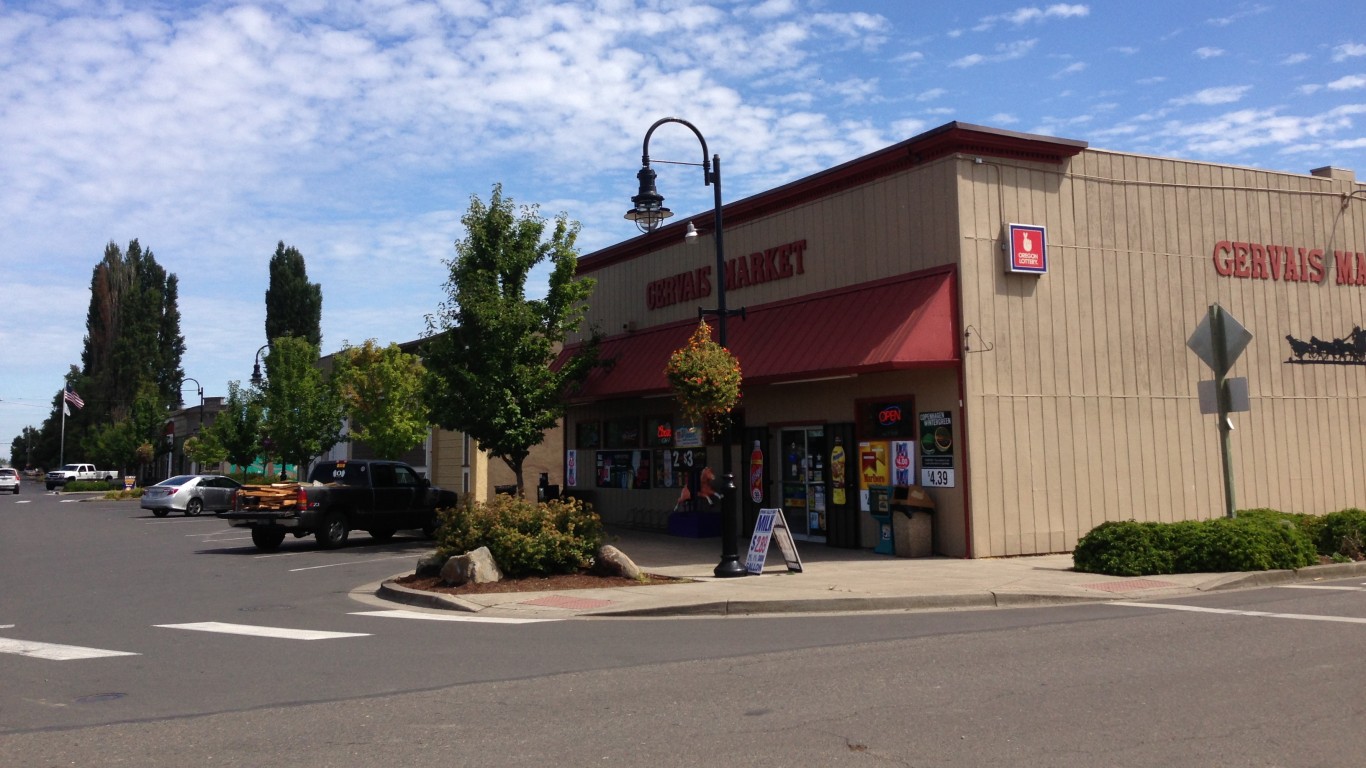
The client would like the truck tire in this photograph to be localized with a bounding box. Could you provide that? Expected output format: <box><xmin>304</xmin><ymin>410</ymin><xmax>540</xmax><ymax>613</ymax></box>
<box><xmin>46</xmin><ymin>483</ymin><xmax>55</xmax><ymax>491</ymax></box>
<box><xmin>367</xmin><ymin>527</ymin><xmax>396</xmax><ymax>543</ymax></box>
<box><xmin>317</xmin><ymin>511</ymin><xmax>349</xmax><ymax>549</ymax></box>
<box><xmin>152</xmin><ymin>509</ymin><xmax>170</xmax><ymax>518</ymax></box>
<box><xmin>251</xmin><ymin>527</ymin><xmax>286</xmax><ymax>552</ymax></box>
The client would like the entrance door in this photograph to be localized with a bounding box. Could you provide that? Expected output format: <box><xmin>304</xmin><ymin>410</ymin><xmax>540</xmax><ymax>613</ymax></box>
<box><xmin>778</xmin><ymin>426</ymin><xmax>827</xmax><ymax>542</ymax></box>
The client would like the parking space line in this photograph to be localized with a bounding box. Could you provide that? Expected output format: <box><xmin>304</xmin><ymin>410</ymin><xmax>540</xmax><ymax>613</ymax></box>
<box><xmin>0</xmin><ymin>637</ymin><xmax>139</xmax><ymax>660</ymax></box>
<box><xmin>155</xmin><ymin>622</ymin><xmax>369</xmax><ymax>640</ymax></box>
<box><xmin>1279</xmin><ymin>584</ymin><xmax>1366</xmax><ymax>591</ymax></box>
<box><xmin>351</xmin><ymin>609</ymin><xmax>555</xmax><ymax>624</ymax></box>
<box><xmin>1119</xmin><ymin>602</ymin><xmax>1366</xmax><ymax>625</ymax></box>
<box><xmin>289</xmin><ymin>556</ymin><xmax>415</xmax><ymax>572</ymax></box>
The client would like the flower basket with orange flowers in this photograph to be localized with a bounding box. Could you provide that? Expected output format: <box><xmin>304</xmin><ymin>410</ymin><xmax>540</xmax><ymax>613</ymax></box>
<box><xmin>665</xmin><ymin>319</ymin><xmax>743</xmax><ymax>425</ymax></box>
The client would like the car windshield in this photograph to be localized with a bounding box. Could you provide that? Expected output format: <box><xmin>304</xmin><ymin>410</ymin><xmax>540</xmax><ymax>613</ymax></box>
<box><xmin>156</xmin><ymin>475</ymin><xmax>196</xmax><ymax>486</ymax></box>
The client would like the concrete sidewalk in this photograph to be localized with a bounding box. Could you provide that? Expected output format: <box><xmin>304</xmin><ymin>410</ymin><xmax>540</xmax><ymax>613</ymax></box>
<box><xmin>375</xmin><ymin>527</ymin><xmax>1366</xmax><ymax>619</ymax></box>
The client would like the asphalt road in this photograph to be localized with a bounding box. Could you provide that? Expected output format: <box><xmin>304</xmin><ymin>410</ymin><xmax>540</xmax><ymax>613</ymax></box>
<box><xmin>4</xmin><ymin>489</ymin><xmax>1366</xmax><ymax>766</ymax></box>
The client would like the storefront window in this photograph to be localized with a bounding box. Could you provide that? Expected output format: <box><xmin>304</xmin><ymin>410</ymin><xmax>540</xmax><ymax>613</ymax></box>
<box><xmin>645</xmin><ymin>415</ymin><xmax>674</xmax><ymax>447</ymax></box>
<box><xmin>576</xmin><ymin>421</ymin><xmax>600</xmax><ymax>450</ymax></box>
<box><xmin>595</xmin><ymin>450</ymin><xmax>651</xmax><ymax>489</ymax></box>
<box><xmin>603</xmin><ymin>415</ymin><xmax>641</xmax><ymax>448</ymax></box>
<box><xmin>857</xmin><ymin>396</ymin><xmax>917</xmax><ymax>439</ymax></box>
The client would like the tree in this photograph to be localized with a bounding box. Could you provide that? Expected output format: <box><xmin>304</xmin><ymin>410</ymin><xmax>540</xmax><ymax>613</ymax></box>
<box><xmin>259</xmin><ymin>336</ymin><xmax>345</xmax><ymax>479</ymax></box>
<box><xmin>87</xmin><ymin>380</ymin><xmax>166</xmax><ymax>477</ymax></box>
<box><xmin>205</xmin><ymin>381</ymin><xmax>264</xmax><ymax>480</ymax></box>
<box><xmin>332</xmin><ymin>339</ymin><xmax>429</xmax><ymax>460</ymax></box>
<box><xmin>183</xmin><ymin>434</ymin><xmax>228</xmax><ymax>470</ymax></box>
<box><xmin>264</xmin><ymin>241</ymin><xmax>323</xmax><ymax>348</ymax></box>
<box><xmin>423</xmin><ymin>184</ymin><xmax>599</xmax><ymax>496</ymax></box>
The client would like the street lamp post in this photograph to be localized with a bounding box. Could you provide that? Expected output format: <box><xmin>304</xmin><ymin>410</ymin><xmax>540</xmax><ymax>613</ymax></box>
<box><xmin>626</xmin><ymin>117</ymin><xmax>746</xmax><ymax>579</ymax></box>
<box><xmin>178</xmin><ymin>377</ymin><xmax>204</xmax><ymax>474</ymax></box>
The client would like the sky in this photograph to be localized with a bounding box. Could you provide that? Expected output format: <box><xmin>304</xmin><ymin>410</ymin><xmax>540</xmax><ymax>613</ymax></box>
<box><xmin>2</xmin><ymin>0</ymin><xmax>1364</xmax><ymax>457</ymax></box>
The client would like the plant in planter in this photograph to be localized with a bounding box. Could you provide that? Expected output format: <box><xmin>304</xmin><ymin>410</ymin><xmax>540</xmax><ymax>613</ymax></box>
<box><xmin>665</xmin><ymin>319</ymin><xmax>743</xmax><ymax>430</ymax></box>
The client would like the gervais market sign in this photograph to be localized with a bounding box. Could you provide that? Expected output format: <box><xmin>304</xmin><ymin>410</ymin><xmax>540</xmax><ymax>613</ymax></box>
<box><xmin>1211</xmin><ymin>240</ymin><xmax>1366</xmax><ymax>286</ymax></box>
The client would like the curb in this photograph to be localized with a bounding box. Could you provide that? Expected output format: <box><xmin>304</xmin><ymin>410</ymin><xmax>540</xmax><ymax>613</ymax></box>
<box><xmin>378</xmin><ymin>579</ymin><xmax>483</xmax><ymax>613</ymax></box>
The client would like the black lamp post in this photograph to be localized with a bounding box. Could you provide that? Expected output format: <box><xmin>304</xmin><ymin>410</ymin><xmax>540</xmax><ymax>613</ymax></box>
<box><xmin>250</xmin><ymin>343</ymin><xmax>270</xmax><ymax>387</ymax></box>
<box><xmin>626</xmin><ymin>117</ymin><xmax>746</xmax><ymax>579</ymax></box>
<box><xmin>177</xmin><ymin>377</ymin><xmax>204</xmax><ymax>474</ymax></box>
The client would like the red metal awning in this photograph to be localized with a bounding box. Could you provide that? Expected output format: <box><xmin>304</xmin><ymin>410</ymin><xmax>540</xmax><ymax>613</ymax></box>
<box><xmin>561</xmin><ymin>268</ymin><xmax>958</xmax><ymax>401</ymax></box>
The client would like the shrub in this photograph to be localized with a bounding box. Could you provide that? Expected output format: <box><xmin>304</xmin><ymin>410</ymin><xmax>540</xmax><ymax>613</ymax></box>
<box><xmin>1075</xmin><ymin>513</ymin><xmax>1317</xmax><ymax>576</ymax></box>
<box><xmin>65</xmin><ymin>480</ymin><xmax>123</xmax><ymax>492</ymax></box>
<box><xmin>1073</xmin><ymin>521</ymin><xmax>1174</xmax><ymax>576</ymax></box>
<box><xmin>1315</xmin><ymin>508</ymin><xmax>1366</xmax><ymax>560</ymax></box>
<box><xmin>434</xmin><ymin>494</ymin><xmax>604</xmax><ymax>578</ymax></box>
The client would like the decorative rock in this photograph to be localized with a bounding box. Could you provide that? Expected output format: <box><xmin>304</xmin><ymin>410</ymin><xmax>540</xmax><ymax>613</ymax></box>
<box><xmin>415</xmin><ymin>553</ymin><xmax>447</xmax><ymax>578</ymax></box>
<box><xmin>440</xmin><ymin>546</ymin><xmax>504</xmax><ymax>586</ymax></box>
<box><xmin>592</xmin><ymin>544</ymin><xmax>641</xmax><ymax>580</ymax></box>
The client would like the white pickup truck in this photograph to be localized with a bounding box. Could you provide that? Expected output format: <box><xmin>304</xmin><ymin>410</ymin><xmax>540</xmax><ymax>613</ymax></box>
<box><xmin>45</xmin><ymin>463</ymin><xmax>119</xmax><ymax>490</ymax></box>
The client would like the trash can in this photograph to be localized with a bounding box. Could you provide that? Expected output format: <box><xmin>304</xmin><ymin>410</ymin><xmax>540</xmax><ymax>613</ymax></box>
<box><xmin>890</xmin><ymin>484</ymin><xmax>935</xmax><ymax>557</ymax></box>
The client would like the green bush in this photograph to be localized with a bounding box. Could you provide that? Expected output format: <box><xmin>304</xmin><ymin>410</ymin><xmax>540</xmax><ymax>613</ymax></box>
<box><xmin>65</xmin><ymin>480</ymin><xmax>124</xmax><ymax>492</ymax></box>
<box><xmin>1074</xmin><ymin>511</ymin><xmax>1318</xmax><ymax>576</ymax></box>
<box><xmin>1316</xmin><ymin>508</ymin><xmax>1366</xmax><ymax>559</ymax></box>
<box><xmin>433</xmin><ymin>494</ymin><xmax>604</xmax><ymax>578</ymax></box>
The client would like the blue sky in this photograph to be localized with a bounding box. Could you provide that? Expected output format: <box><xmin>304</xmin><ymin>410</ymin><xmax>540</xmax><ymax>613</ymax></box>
<box><xmin>2</xmin><ymin>0</ymin><xmax>1364</xmax><ymax>453</ymax></box>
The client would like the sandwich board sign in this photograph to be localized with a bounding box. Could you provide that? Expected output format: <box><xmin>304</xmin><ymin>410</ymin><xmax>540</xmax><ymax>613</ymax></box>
<box><xmin>745</xmin><ymin>508</ymin><xmax>803</xmax><ymax>574</ymax></box>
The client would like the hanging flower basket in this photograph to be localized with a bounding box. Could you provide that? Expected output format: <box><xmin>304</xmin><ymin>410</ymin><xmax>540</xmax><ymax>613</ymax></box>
<box><xmin>665</xmin><ymin>319</ymin><xmax>743</xmax><ymax>425</ymax></box>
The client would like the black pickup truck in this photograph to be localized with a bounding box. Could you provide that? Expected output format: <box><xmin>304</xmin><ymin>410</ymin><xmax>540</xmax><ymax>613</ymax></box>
<box><xmin>219</xmin><ymin>459</ymin><xmax>458</xmax><ymax>552</ymax></box>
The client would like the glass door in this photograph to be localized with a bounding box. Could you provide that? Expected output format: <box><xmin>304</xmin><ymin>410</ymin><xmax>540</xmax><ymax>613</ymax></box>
<box><xmin>779</xmin><ymin>426</ymin><xmax>827</xmax><ymax>542</ymax></box>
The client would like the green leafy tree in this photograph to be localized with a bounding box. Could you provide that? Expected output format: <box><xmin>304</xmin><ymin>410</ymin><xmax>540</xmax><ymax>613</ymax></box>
<box><xmin>260</xmin><ymin>336</ymin><xmax>345</xmax><ymax>479</ymax></box>
<box><xmin>206</xmin><ymin>381</ymin><xmax>265</xmax><ymax>480</ymax></box>
<box><xmin>332</xmin><ymin>339</ymin><xmax>429</xmax><ymax>460</ymax></box>
<box><xmin>183</xmin><ymin>434</ymin><xmax>228</xmax><ymax>470</ymax></box>
<box><xmin>87</xmin><ymin>381</ymin><xmax>167</xmax><ymax>476</ymax></box>
<box><xmin>423</xmin><ymin>184</ymin><xmax>599</xmax><ymax>496</ymax></box>
<box><xmin>264</xmin><ymin>242</ymin><xmax>323</xmax><ymax>348</ymax></box>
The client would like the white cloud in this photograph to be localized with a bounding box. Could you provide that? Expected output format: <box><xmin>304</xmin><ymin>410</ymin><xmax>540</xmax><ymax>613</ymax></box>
<box><xmin>1281</xmin><ymin>53</ymin><xmax>1310</xmax><ymax>65</ymax></box>
<box><xmin>1205</xmin><ymin>5</ymin><xmax>1271</xmax><ymax>27</ymax></box>
<box><xmin>950</xmin><ymin>38</ymin><xmax>1038</xmax><ymax>68</ymax></box>
<box><xmin>1326</xmin><ymin>74</ymin><xmax>1366</xmax><ymax>91</ymax></box>
<box><xmin>1053</xmin><ymin>61</ymin><xmax>1086</xmax><ymax>78</ymax></box>
<box><xmin>1333</xmin><ymin>42</ymin><xmax>1366</xmax><ymax>62</ymax></box>
<box><xmin>916</xmin><ymin>88</ymin><xmax>948</xmax><ymax>101</ymax></box>
<box><xmin>1194</xmin><ymin>47</ymin><xmax>1225</xmax><ymax>59</ymax></box>
<box><xmin>975</xmin><ymin>4</ymin><xmax>1089</xmax><ymax>30</ymax></box>
<box><xmin>1170</xmin><ymin>85</ymin><xmax>1252</xmax><ymax>106</ymax></box>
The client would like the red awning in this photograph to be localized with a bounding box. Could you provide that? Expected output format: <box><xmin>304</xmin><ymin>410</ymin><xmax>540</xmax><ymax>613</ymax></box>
<box><xmin>562</xmin><ymin>268</ymin><xmax>958</xmax><ymax>401</ymax></box>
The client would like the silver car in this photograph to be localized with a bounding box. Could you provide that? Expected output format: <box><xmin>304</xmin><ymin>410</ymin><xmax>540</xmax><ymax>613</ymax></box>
<box><xmin>0</xmin><ymin>468</ymin><xmax>19</xmax><ymax>494</ymax></box>
<box><xmin>141</xmin><ymin>474</ymin><xmax>241</xmax><ymax>517</ymax></box>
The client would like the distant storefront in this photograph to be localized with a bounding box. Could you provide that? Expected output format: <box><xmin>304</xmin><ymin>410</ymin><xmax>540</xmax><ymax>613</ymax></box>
<box><xmin>559</xmin><ymin>122</ymin><xmax>1366</xmax><ymax>558</ymax></box>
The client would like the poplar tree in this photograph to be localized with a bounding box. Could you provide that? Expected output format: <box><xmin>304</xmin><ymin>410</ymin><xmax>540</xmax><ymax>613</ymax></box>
<box><xmin>264</xmin><ymin>241</ymin><xmax>323</xmax><ymax>350</ymax></box>
<box><xmin>423</xmin><ymin>184</ymin><xmax>599</xmax><ymax>496</ymax></box>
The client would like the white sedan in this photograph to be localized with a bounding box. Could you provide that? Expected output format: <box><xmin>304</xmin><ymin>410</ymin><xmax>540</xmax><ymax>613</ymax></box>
<box><xmin>141</xmin><ymin>474</ymin><xmax>241</xmax><ymax>517</ymax></box>
<box><xmin>0</xmin><ymin>467</ymin><xmax>19</xmax><ymax>494</ymax></box>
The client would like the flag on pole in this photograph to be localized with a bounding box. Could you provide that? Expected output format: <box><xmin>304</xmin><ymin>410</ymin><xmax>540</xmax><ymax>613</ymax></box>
<box><xmin>64</xmin><ymin>401</ymin><xmax>71</xmax><ymax>417</ymax></box>
<box><xmin>64</xmin><ymin>386</ymin><xmax>84</xmax><ymax>410</ymax></box>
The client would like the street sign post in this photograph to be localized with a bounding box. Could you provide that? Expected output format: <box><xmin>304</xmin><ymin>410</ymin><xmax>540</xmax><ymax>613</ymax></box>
<box><xmin>1187</xmin><ymin>303</ymin><xmax>1251</xmax><ymax>518</ymax></box>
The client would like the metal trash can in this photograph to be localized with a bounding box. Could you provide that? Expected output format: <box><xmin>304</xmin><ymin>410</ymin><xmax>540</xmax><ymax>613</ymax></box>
<box><xmin>890</xmin><ymin>484</ymin><xmax>936</xmax><ymax>557</ymax></box>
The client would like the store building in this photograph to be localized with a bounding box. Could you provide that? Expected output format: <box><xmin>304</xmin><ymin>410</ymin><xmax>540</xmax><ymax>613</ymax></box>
<box><xmin>559</xmin><ymin>121</ymin><xmax>1366</xmax><ymax>558</ymax></box>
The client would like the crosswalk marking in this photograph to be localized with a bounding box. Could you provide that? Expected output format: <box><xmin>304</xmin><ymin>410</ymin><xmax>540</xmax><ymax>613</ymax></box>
<box><xmin>351</xmin><ymin>609</ymin><xmax>556</xmax><ymax>624</ymax></box>
<box><xmin>1119</xmin><ymin>602</ymin><xmax>1366</xmax><ymax>625</ymax></box>
<box><xmin>0</xmin><ymin>637</ymin><xmax>139</xmax><ymax>660</ymax></box>
<box><xmin>155</xmin><ymin>622</ymin><xmax>370</xmax><ymax>640</ymax></box>
<box><xmin>1279</xmin><ymin>584</ymin><xmax>1366</xmax><ymax>591</ymax></box>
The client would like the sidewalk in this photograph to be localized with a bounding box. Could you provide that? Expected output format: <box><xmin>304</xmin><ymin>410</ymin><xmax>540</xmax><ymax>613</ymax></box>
<box><xmin>374</xmin><ymin>526</ymin><xmax>1366</xmax><ymax>619</ymax></box>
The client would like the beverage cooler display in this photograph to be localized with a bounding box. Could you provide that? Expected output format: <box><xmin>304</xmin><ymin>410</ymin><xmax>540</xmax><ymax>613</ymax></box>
<box><xmin>779</xmin><ymin>427</ymin><xmax>827</xmax><ymax>541</ymax></box>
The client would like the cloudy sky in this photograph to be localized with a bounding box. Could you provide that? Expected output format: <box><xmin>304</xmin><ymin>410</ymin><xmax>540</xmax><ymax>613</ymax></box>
<box><xmin>2</xmin><ymin>0</ymin><xmax>1363</xmax><ymax>453</ymax></box>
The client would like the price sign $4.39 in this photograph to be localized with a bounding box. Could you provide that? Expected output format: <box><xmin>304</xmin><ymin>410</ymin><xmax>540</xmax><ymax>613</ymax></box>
<box><xmin>921</xmin><ymin>468</ymin><xmax>954</xmax><ymax>488</ymax></box>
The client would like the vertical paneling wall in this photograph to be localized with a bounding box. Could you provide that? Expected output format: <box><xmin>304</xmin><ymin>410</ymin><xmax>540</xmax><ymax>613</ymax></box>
<box><xmin>959</xmin><ymin>150</ymin><xmax>1366</xmax><ymax>557</ymax></box>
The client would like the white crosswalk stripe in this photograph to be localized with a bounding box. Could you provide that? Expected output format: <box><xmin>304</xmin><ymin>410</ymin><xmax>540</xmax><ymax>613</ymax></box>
<box><xmin>351</xmin><ymin>609</ymin><xmax>556</xmax><ymax>624</ymax></box>
<box><xmin>0</xmin><ymin>637</ymin><xmax>139</xmax><ymax>660</ymax></box>
<box><xmin>155</xmin><ymin>622</ymin><xmax>369</xmax><ymax>640</ymax></box>
<box><xmin>1118</xmin><ymin>602</ymin><xmax>1366</xmax><ymax>625</ymax></box>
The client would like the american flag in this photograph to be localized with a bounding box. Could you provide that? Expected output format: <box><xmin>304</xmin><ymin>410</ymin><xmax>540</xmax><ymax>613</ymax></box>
<box><xmin>63</xmin><ymin>387</ymin><xmax>84</xmax><ymax>410</ymax></box>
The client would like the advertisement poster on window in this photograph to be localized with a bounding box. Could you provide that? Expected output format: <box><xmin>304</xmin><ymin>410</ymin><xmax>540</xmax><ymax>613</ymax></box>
<box><xmin>918</xmin><ymin>411</ymin><xmax>955</xmax><ymax>487</ymax></box>
<box><xmin>653</xmin><ymin>447</ymin><xmax>707</xmax><ymax>490</ymax></box>
<box><xmin>595</xmin><ymin>450</ymin><xmax>652</xmax><ymax>489</ymax></box>
<box><xmin>566</xmin><ymin>450</ymin><xmax>577</xmax><ymax>487</ymax></box>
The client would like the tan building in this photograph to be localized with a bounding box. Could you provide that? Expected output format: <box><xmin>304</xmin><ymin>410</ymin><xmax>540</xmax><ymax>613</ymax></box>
<box><xmin>560</xmin><ymin>122</ymin><xmax>1366</xmax><ymax>558</ymax></box>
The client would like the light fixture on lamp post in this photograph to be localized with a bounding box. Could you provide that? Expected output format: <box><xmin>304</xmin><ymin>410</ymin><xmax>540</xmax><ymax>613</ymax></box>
<box><xmin>250</xmin><ymin>344</ymin><xmax>270</xmax><ymax>387</ymax></box>
<box><xmin>626</xmin><ymin>116</ymin><xmax>747</xmax><ymax>579</ymax></box>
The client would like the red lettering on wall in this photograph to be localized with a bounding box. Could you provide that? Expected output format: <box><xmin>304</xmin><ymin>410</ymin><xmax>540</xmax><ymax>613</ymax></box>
<box><xmin>1213</xmin><ymin>241</ymin><xmax>1357</xmax><ymax>288</ymax></box>
<box><xmin>647</xmin><ymin>239</ymin><xmax>811</xmax><ymax>310</ymax></box>
<box><xmin>1212</xmin><ymin>241</ymin><xmax>1233</xmax><ymax>276</ymax></box>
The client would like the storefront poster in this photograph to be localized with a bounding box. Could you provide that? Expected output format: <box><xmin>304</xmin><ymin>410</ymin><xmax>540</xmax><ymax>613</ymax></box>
<box><xmin>653</xmin><ymin>447</ymin><xmax>707</xmax><ymax>489</ymax></box>
<box><xmin>595</xmin><ymin>450</ymin><xmax>652</xmax><ymax>489</ymax></box>
<box><xmin>566</xmin><ymin>450</ymin><xmax>577</xmax><ymax>487</ymax></box>
<box><xmin>892</xmin><ymin>440</ymin><xmax>915</xmax><ymax>486</ymax></box>
<box><xmin>830</xmin><ymin>437</ymin><xmax>847</xmax><ymax>505</ymax></box>
<box><xmin>918</xmin><ymin>411</ymin><xmax>956</xmax><ymax>487</ymax></box>
<box><xmin>858</xmin><ymin>441</ymin><xmax>889</xmax><ymax>486</ymax></box>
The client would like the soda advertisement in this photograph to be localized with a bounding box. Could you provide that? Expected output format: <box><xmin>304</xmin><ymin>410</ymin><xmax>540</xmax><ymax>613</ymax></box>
<box><xmin>918</xmin><ymin>411</ymin><xmax>956</xmax><ymax>487</ymax></box>
<box><xmin>891</xmin><ymin>440</ymin><xmax>915</xmax><ymax>486</ymax></box>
